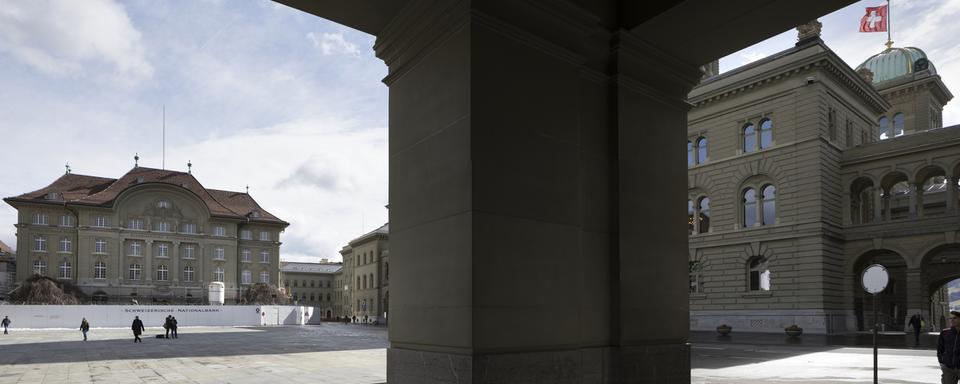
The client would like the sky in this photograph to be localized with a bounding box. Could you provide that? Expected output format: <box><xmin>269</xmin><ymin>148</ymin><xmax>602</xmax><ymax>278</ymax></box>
<box><xmin>0</xmin><ymin>0</ymin><xmax>958</xmax><ymax>262</ymax></box>
<box><xmin>719</xmin><ymin>0</ymin><xmax>960</xmax><ymax>127</ymax></box>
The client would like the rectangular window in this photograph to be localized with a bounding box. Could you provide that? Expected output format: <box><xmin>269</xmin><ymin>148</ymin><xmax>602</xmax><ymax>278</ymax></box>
<box><xmin>95</xmin><ymin>216</ymin><xmax>108</xmax><ymax>227</ymax></box>
<box><xmin>59</xmin><ymin>238</ymin><xmax>72</xmax><ymax>253</ymax></box>
<box><xmin>129</xmin><ymin>218</ymin><xmax>144</xmax><ymax>230</ymax></box>
<box><xmin>242</xmin><ymin>270</ymin><xmax>252</xmax><ymax>285</ymax></box>
<box><xmin>260</xmin><ymin>271</ymin><xmax>269</xmax><ymax>284</ymax></box>
<box><xmin>130</xmin><ymin>241</ymin><xmax>142</xmax><ymax>256</ymax></box>
<box><xmin>213</xmin><ymin>225</ymin><xmax>225</xmax><ymax>237</ymax></box>
<box><xmin>33</xmin><ymin>212</ymin><xmax>48</xmax><ymax>225</ymax></box>
<box><xmin>827</xmin><ymin>107</ymin><xmax>837</xmax><ymax>141</ymax></box>
<box><xmin>94</xmin><ymin>262</ymin><xmax>107</xmax><ymax>279</ymax></box>
<box><xmin>240</xmin><ymin>230</ymin><xmax>252</xmax><ymax>240</ymax></box>
<box><xmin>34</xmin><ymin>236</ymin><xmax>46</xmax><ymax>252</ymax></box>
<box><xmin>183</xmin><ymin>267</ymin><xmax>194</xmax><ymax>282</ymax></box>
<box><xmin>156</xmin><ymin>221</ymin><xmax>170</xmax><ymax>232</ymax></box>
<box><xmin>260</xmin><ymin>250</ymin><xmax>269</xmax><ymax>263</ymax></box>
<box><xmin>214</xmin><ymin>267</ymin><xmax>224</xmax><ymax>282</ymax></box>
<box><xmin>129</xmin><ymin>264</ymin><xmax>141</xmax><ymax>280</ymax></box>
<box><xmin>214</xmin><ymin>247</ymin><xmax>225</xmax><ymax>260</ymax></box>
<box><xmin>845</xmin><ymin>120</ymin><xmax>853</xmax><ymax>148</ymax></box>
<box><xmin>95</xmin><ymin>239</ymin><xmax>107</xmax><ymax>254</ymax></box>
<box><xmin>259</xmin><ymin>231</ymin><xmax>270</xmax><ymax>241</ymax></box>
<box><xmin>60</xmin><ymin>215</ymin><xmax>74</xmax><ymax>227</ymax></box>
<box><xmin>183</xmin><ymin>245</ymin><xmax>195</xmax><ymax>259</ymax></box>
<box><xmin>241</xmin><ymin>249</ymin><xmax>251</xmax><ymax>262</ymax></box>
<box><xmin>157</xmin><ymin>265</ymin><xmax>168</xmax><ymax>281</ymax></box>
<box><xmin>158</xmin><ymin>243</ymin><xmax>169</xmax><ymax>257</ymax></box>
<box><xmin>59</xmin><ymin>261</ymin><xmax>71</xmax><ymax>279</ymax></box>
<box><xmin>181</xmin><ymin>223</ymin><xmax>196</xmax><ymax>234</ymax></box>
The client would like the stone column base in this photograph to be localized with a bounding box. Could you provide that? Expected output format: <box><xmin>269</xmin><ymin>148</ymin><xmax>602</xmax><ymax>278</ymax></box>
<box><xmin>387</xmin><ymin>343</ymin><xmax>689</xmax><ymax>384</ymax></box>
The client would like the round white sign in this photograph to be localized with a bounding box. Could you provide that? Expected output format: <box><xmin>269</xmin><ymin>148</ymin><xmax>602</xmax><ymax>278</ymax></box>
<box><xmin>861</xmin><ymin>264</ymin><xmax>889</xmax><ymax>294</ymax></box>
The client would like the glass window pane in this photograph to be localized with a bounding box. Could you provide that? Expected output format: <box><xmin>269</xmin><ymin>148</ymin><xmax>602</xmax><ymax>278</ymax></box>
<box><xmin>697</xmin><ymin>137</ymin><xmax>708</xmax><ymax>164</ymax></box>
<box><xmin>893</xmin><ymin>113</ymin><xmax>904</xmax><ymax>137</ymax></box>
<box><xmin>687</xmin><ymin>141</ymin><xmax>694</xmax><ymax>167</ymax></box>
<box><xmin>759</xmin><ymin>119</ymin><xmax>773</xmax><ymax>149</ymax></box>
<box><xmin>687</xmin><ymin>200</ymin><xmax>694</xmax><ymax>235</ymax></box>
<box><xmin>762</xmin><ymin>185</ymin><xmax>776</xmax><ymax>225</ymax></box>
<box><xmin>743</xmin><ymin>188</ymin><xmax>757</xmax><ymax>227</ymax></box>
<box><xmin>879</xmin><ymin>117</ymin><xmax>890</xmax><ymax>140</ymax></box>
<box><xmin>743</xmin><ymin>124</ymin><xmax>756</xmax><ymax>153</ymax></box>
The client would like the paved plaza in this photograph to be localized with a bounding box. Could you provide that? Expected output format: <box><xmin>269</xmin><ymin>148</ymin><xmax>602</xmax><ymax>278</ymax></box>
<box><xmin>0</xmin><ymin>325</ymin><xmax>947</xmax><ymax>383</ymax></box>
<box><xmin>0</xmin><ymin>324</ymin><xmax>387</xmax><ymax>384</ymax></box>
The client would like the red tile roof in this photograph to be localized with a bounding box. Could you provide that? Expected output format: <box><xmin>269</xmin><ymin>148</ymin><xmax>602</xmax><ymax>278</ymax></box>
<box><xmin>4</xmin><ymin>167</ymin><xmax>287</xmax><ymax>226</ymax></box>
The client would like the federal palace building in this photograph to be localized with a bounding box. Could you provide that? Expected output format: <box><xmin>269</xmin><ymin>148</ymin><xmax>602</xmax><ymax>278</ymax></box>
<box><xmin>4</xmin><ymin>165</ymin><xmax>288</xmax><ymax>304</ymax></box>
<box><xmin>687</xmin><ymin>22</ymin><xmax>959</xmax><ymax>334</ymax></box>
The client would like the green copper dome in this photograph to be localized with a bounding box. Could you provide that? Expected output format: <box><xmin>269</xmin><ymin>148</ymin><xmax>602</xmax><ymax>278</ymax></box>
<box><xmin>855</xmin><ymin>46</ymin><xmax>936</xmax><ymax>84</ymax></box>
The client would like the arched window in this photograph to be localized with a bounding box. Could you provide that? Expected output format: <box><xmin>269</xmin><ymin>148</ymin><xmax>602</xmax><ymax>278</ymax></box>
<box><xmin>687</xmin><ymin>141</ymin><xmax>694</xmax><ymax>167</ymax></box>
<box><xmin>759</xmin><ymin>118</ymin><xmax>773</xmax><ymax>149</ymax></box>
<box><xmin>94</xmin><ymin>262</ymin><xmax>107</xmax><ymax>279</ymax></box>
<box><xmin>183</xmin><ymin>266</ymin><xmax>194</xmax><ymax>282</ymax></box>
<box><xmin>878</xmin><ymin>116</ymin><xmax>890</xmax><ymax>140</ymax></box>
<box><xmin>761</xmin><ymin>185</ymin><xmax>776</xmax><ymax>225</ymax></box>
<box><xmin>892</xmin><ymin>112</ymin><xmax>905</xmax><ymax>137</ymax></box>
<box><xmin>696</xmin><ymin>137</ymin><xmax>708</xmax><ymax>164</ymax></box>
<box><xmin>59</xmin><ymin>261</ymin><xmax>71</xmax><ymax>279</ymax></box>
<box><xmin>687</xmin><ymin>200</ymin><xmax>695</xmax><ymax>235</ymax></box>
<box><xmin>129</xmin><ymin>264</ymin><xmax>141</xmax><ymax>280</ymax></box>
<box><xmin>33</xmin><ymin>259</ymin><xmax>47</xmax><ymax>275</ymax></box>
<box><xmin>698</xmin><ymin>197</ymin><xmax>711</xmax><ymax>233</ymax></box>
<box><xmin>157</xmin><ymin>264</ymin><xmax>168</xmax><ymax>281</ymax></box>
<box><xmin>748</xmin><ymin>257</ymin><xmax>770</xmax><ymax>291</ymax></box>
<box><xmin>743</xmin><ymin>123</ymin><xmax>756</xmax><ymax>153</ymax></box>
<box><xmin>743</xmin><ymin>188</ymin><xmax>757</xmax><ymax>227</ymax></box>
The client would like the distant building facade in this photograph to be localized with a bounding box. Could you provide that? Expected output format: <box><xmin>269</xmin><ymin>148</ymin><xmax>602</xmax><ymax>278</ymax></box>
<box><xmin>687</xmin><ymin>25</ymin><xmax>958</xmax><ymax>334</ymax></box>
<box><xmin>0</xmin><ymin>240</ymin><xmax>14</xmax><ymax>299</ymax></box>
<box><xmin>337</xmin><ymin>223</ymin><xmax>389</xmax><ymax>322</ymax></box>
<box><xmin>3</xmin><ymin>166</ymin><xmax>288</xmax><ymax>304</ymax></box>
<box><xmin>281</xmin><ymin>260</ymin><xmax>341</xmax><ymax>318</ymax></box>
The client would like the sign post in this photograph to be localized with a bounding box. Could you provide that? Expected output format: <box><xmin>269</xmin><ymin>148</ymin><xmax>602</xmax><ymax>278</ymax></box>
<box><xmin>861</xmin><ymin>264</ymin><xmax>889</xmax><ymax>384</ymax></box>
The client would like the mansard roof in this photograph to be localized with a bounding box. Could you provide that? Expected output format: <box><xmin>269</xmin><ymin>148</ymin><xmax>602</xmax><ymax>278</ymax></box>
<box><xmin>4</xmin><ymin>167</ymin><xmax>287</xmax><ymax>226</ymax></box>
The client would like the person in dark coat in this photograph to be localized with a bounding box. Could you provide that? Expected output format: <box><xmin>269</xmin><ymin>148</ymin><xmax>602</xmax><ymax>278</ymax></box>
<box><xmin>909</xmin><ymin>312</ymin><xmax>924</xmax><ymax>347</ymax></box>
<box><xmin>938</xmin><ymin>311</ymin><xmax>960</xmax><ymax>384</ymax></box>
<box><xmin>1</xmin><ymin>316</ymin><xmax>10</xmax><ymax>334</ymax></box>
<box><xmin>131</xmin><ymin>316</ymin><xmax>145</xmax><ymax>343</ymax></box>
<box><xmin>80</xmin><ymin>318</ymin><xmax>90</xmax><ymax>341</ymax></box>
<box><xmin>164</xmin><ymin>315</ymin><xmax>173</xmax><ymax>339</ymax></box>
<box><xmin>170</xmin><ymin>316</ymin><xmax>178</xmax><ymax>339</ymax></box>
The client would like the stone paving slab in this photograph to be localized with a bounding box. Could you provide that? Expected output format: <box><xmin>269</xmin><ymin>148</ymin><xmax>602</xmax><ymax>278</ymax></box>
<box><xmin>0</xmin><ymin>324</ymin><xmax>387</xmax><ymax>383</ymax></box>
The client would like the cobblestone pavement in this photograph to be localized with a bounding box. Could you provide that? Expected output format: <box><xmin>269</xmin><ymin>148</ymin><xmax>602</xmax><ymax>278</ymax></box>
<box><xmin>0</xmin><ymin>324</ymin><xmax>387</xmax><ymax>384</ymax></box>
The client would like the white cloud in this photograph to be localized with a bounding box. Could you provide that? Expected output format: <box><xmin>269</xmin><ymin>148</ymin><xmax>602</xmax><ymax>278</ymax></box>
<box><xmin>306</xmin><ymin>32</ymin><xmax>361</xmax><ymax>57</ymax></box>
<box><xmin>740</xmin><ymin>51</ymin><xmax>768</xmax><ymax>65</ymax></box>
<box><xmin>0</xmin><ymin>0</ymin><xmax>153</xmax><ymax>86</ymax></box>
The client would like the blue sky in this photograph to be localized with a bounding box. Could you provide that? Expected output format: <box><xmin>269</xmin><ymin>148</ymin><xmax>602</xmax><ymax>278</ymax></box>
<box><xmin>1</xmin><ymin>0</ymin><xmax>958</xmax><ymax>262</ymax></box>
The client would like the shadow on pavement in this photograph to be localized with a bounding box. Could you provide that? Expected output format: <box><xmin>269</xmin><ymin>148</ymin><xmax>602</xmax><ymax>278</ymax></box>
<box><xmin>0</xmin><ymin>324</ymin><xmax>388</xmax><ymax>365</ymax></box>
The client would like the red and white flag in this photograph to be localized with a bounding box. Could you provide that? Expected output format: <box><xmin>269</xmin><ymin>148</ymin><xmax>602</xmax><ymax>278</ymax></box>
<box><xmin>860</xmin><ymin>5</ymin><xmax>888</xmax><ymax>32</ymax></box>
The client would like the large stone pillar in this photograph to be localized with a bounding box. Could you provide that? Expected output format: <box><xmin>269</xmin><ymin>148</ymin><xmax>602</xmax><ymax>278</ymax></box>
<box><xmin>382</xmin><ymin>2</ymin><xmax>692</xmax><ymax>383</ymax></box>
<box><xmin>873</xmin><ymin>187</ymin><xmax>883</xmax><ymax>222</ymax></box>
<box><xmin>947</xmin><ymin>176</ymin><xmax>957</xmax><ymax>213</ymax></box>
<box><xmin>904</xmin><ymin>269</ymin><xmax>925</xmax><ymax>325</ymax></box>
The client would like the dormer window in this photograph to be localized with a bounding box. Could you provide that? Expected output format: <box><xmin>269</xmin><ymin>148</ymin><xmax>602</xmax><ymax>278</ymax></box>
<box><xmin>129</xmin><ymin>218</ymin><xmax>144</xmax><ymax>230</ymax></box>
<box><xmin>136</xmin><ymin>177</ymin><xmax>145</xmax><ymax>183</ymax></box>
<box><xmin>213</xmin><ymin>225</ymin><xmax>226</xmax><ymax>237</ymax></box>
<box><xmin>45</xmin><ymin>192</ymin><xmax>59</xmax><ymax>200</ymax></box>
<box><xmin>250</xmin><ymin>211</ymin><xmax>261</xmax><ymax>218</ymax></box>
<box><xmin>157</xmin><ymin>200</ymin><xmax>171</xmax><ymax>209</ymax></box>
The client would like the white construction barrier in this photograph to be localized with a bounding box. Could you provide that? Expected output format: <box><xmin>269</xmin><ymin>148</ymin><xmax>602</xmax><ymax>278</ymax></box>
<box><xmin>0</xmin><ymin>305</ymin><xmax>314</xmax><ymax>329</ymax></box>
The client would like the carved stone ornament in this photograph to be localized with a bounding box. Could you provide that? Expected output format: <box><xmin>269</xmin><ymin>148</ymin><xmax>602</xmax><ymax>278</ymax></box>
<box><xmin>857</xmin><ymin>67</ymin><xmax>875</xmax><ymax>83</ymax></box>
<box><xmin>797</xmin><ymin>20</ymin><xmax>822</xmax><ymax>42</ymax></box>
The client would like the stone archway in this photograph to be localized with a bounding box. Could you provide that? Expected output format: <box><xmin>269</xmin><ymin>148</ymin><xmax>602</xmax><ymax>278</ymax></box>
<box><xmin>852</xmin><ymin>250</ymin><xmax>909</xmax><ymax>331</ymax></box>
<box><xmin>921</xmin><ymin>244</ymin><xmax>960</xmax><ymax>329</ymax></box>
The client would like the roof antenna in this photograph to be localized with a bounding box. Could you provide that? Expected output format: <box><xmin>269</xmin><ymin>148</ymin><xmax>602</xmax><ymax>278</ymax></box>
<box><xmin>162</xmin><ymin>105</ymin><xmax>166</xmax><ymax>170</ymax></box>
<box><xmin>65</xmin><ymin>163</ymin><xmax>71</xmax><ymax>175</ymax></box>
<box><xmin>134</xmin><ymin>153</ymin><xmax>139</xmax><ymax>168</ymax></box>
<box><xmin>246</xmin><ymin>185</ymin><xmax>249</xmax><ymax>194</ymax></box>
<box><xmin>187</xmin><ymin>160</ymin><xmax>192</xmax><ymax>174</ymax></box>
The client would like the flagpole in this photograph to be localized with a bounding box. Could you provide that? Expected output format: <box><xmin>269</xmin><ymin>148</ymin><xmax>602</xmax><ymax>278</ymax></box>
<box><xmin>886</xmin><ymin>0</ymin><xmax>893</xmax><ymax>48</ymax></box>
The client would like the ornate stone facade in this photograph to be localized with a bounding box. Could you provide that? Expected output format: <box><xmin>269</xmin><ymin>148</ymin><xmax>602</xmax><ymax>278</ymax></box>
<box><xmin>4</xmin><ymin>166</ymin><xmax>288</xmax><ymax>304</ymax></box>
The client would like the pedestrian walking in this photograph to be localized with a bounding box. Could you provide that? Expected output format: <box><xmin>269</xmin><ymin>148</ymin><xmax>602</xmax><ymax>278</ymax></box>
<box><xmin>171</xmin><ymin>316</ymin><xmax>178</xmax><ymax>339</ymax></box>
<box><xmin>80</xmin><ymin>318</ymin><xmax>90</xmax><ymax>341</ymax></box>
<box><xmin>131</xmin><ymin>316</ymin><xmax>145</xmax><ymax>343</ymax></box>
<box><xmin>1</xmin><ymin>316</ymin><xmax>10</xmax><ymax>334</ymax></box>
<box><xmin>938</xmin><ymin>310</ymin><xmax>960</xmax><ymax>384</ymax></box>
<box><xmin>909</xmin><ymin>312</ymin><xmax>924</xmax><ymax>347</ymax></box>
<box><xmin>164</xmin><ymin>315</ymin><xmax>173</xmax><ymax>339</ymax></box>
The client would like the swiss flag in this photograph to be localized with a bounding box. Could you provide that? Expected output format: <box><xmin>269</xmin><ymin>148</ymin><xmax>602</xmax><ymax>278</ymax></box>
<box><xmin>860</xmin><ymin>5</ymin><xmax>888</xmax><ymax>32</ymax></box>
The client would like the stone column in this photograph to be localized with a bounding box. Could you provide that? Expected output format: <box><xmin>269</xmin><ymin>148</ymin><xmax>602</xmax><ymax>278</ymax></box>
<box><xmin>905</xmin><ymin>269</ymin><xmax>925</xmax><ymax>325</ymax></box>
<box><xmin>909</xmin><ymin>183</ymin><xmax>918</xmax><ymax>218</ymax></box>
<box><xmin>915</xmin><ymin>183</ymin><xmax>925</xmax><ymax>218</ymax></box>
<box><xmin>381</xmin><ymin>3</ymin><xmax>692</xmax><ymax>382</ymax></box>
<box><xmin>947</xmin><ymin>177</ymin><xmax>957</xmax><ymax>213</ymax></box>
<box><xmin>145</xmin><ymin>239</ymin><xmax>153</xmax><ymax>282</ymax></box>
<box><xmin>873</xmin><ymin>187</ymin><xmax>883</xmax><ymax>222</ymax></box>
<box><xmin>172</xmin><ymin>241</ymin><xmax>180</xmax><ymax>283</ymax></box>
